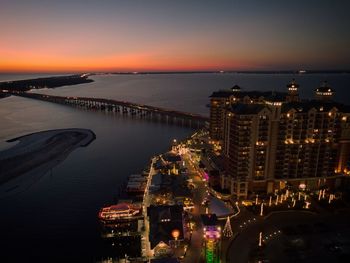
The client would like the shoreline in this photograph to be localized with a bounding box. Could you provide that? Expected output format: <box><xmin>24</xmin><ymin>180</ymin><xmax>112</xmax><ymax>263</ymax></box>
<box><xmin>0</xmin><ymin>74</ymin><xmax>93</xmax><ymax>93</ymax></box>
<box><xmin>6</xmin><ymin>128</ymin><xmax>96</xmax><ymax>146</ymax></box>
<box><xmin>0</xmin><ymin>128</ymin><xmax>96</xmax><ymax>187</ymax></box>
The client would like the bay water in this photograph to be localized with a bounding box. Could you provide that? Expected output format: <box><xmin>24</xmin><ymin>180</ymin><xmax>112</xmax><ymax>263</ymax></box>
<box><xmin>0</xmin><ymin>73</ymin><xmax>349</xmax><ymax>261</ymax></box>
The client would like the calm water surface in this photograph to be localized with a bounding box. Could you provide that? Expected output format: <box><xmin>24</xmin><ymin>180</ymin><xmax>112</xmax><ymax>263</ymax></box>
<box><xmin>33</xmin><ymin>73</ymin><xmax>350</xmax><ymax>115</ymax></box>
<box><xmin>1</xmin><ymin>73</ymin><xmax>350</xmax><ymax>262</ymax></box>
<box><xmin>0</xmin><ymin>95</ymin><xmax>193</xmax><ymax>262</ymax></box>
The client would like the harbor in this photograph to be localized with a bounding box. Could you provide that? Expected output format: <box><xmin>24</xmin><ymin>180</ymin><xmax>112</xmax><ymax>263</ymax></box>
<box><xmin>96</xmin><ymin>130</ymin><xmax>237</xmax><ymax>262</ymax></box>
<box><xmin>2</xmin><ymin>74</ymin><xmax>350</xmax><ymax>262</ymax></box>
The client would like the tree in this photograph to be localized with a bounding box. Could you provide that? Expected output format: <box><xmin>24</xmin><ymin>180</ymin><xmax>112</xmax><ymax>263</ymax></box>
<box><xmin>223</xmin><ymin>216</ymin><xmax>233</xmax><ymax>238</ymax></box>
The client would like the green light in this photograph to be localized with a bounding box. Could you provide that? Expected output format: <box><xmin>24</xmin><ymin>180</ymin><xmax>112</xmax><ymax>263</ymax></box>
<box><xmin>206</xmin><ymin>239</ymin><xmax>218</xmax><ymax>263</ymax></box>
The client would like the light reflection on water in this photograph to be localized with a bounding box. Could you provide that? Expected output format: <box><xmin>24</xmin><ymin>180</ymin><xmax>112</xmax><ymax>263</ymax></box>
<box><xmin>0</xmin><ymin>73</ymin><xmax>349</xmax><ymax>261</ymax></box>
<box><xmin>32</xmin><ymin>73</ymin><xmax>350</xmax><ymax>115</ymax></box>
<box><xmin>0</xmin><ymin>95</ymin><xmax>194</xmax><ymax>261</ymax></box>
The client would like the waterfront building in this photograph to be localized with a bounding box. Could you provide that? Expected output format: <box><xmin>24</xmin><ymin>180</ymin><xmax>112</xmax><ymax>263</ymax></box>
<box><xmin>209</xmin><ymin>81</ymin><xmax>350</xmax><ymax>198</ymax></box>
<box><xmin>147</xmin><ymin>205</ymin><xmax>185</xmax><ymax>256</ymax></box>
<box><xmin>209</xmin><ymin>88</ymin><xmax>237</xmax><ymax>141</ymax></box>
<box><xmin>162</xmin><ymin>152</ymin><xmax>182</xmax><ymax>164</ymax></box>
<box><xmin>149</xmin><ymin>172</ymin><xmax>193</xmax><ymax>208</ymax></box>
<box><xmin>126</xmin><ymin>174</ymin><xmax>148</xmax><ymax>195</ymax></box>
<box><xmin>209</xmin><ymin>85</ymin><xmax>287</xmax><ymax>141</ymax></box>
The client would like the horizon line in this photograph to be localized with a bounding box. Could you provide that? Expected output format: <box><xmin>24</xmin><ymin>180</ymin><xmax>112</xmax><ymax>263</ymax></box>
<box><xmin>1</xmin><ymin>69</ymin><xmax>350</xmax><ymax>75</ymax></box>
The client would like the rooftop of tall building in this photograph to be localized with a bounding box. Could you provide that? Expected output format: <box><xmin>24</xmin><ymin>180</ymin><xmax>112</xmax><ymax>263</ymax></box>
<box><xmin>229</xmin><ymin>103</ymin><xmax>267</xmax><ymax>114</ymax></box>
<box><xmin>227</xmin><ymin>99</ymin><xmax>350</xmax><ymax>115</ymax></box>
<box><xmin>282</xmin><ymin>100</ymin><xmax>350</xmax><ymax>113</ymax></box>
<box><xmin>315</xmin><ymin>81</ymin><xmax>335</xmax><ymax>93</ymax></box>
<box><xmin>231</xmin><ymin>84</ymin><xmax>241</xmax><ymax>91</ymax></box>
<box><xmin>287</xmin><ymin>79</ymin><xmax>299</xmax><ymax>88</ymax></box>
<box><xmin>209</xmin><ymin>89</ymin><xmax>287</xmax><ymax>99</ymax></box>
<box><xmin>209</xmin><ymin>90</ymin><xmax>235</xmax><ymax>98</ymax></box>
<box><xmin>264</xmin><ymin>91</ymin><xmax>286</xmax><ymax>102</ymax></box>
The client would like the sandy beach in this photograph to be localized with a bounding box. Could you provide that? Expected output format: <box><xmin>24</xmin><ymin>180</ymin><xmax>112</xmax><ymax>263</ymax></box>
<box><xmin>0</xmin><ymin>128</ymin><xmax>96</xmax><ymax>187</ymax></box>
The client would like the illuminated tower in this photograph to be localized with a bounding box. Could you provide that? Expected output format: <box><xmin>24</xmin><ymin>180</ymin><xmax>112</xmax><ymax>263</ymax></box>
<box><xmin>286</xmin><ymin>79</ymin><xmax>300</xmax><ymax>102</ymax></box>
<box><xmin>231</xmin><ymin>84</ymin><xmax>241</xmax><ymax>92</ymax></box>
<box><xmin>315</xmin><ymin>81</ymin><xmax>335</xmax><ymax>101</ymax></box>
<box><xmin>202</xmin><ymin>214</ymin><xmax>221</xmax><ymax>263</ymax></box>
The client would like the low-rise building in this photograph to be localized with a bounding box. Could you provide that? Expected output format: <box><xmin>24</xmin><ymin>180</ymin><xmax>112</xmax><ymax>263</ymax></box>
<box><xmin>147</xmin><ymin>205</ymin><xmax>185</xmax><ymax>256</ymax></box>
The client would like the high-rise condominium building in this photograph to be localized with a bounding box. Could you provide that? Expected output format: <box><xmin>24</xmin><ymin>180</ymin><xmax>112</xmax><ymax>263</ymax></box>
<box><xmin>209</xmin><ymin>80</ymin><xmax>350</xmax><ymax>199</ymax></box>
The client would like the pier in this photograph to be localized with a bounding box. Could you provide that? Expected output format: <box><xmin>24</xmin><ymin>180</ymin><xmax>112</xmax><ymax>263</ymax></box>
<box><xmin>7</xmin><ymin>91</ymin><xmax>209</xmax><ymax>128</ymax></box>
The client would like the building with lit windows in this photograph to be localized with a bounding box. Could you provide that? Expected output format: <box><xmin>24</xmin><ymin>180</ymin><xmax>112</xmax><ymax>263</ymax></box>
<box><xmin>147</xmin><ymin>205</ymin><xmax>185</xmax><ymax>256</ymax></box>
<box><xmin>209</xmin><ymin>81</ymin><xmax>350</xmax><ymax>198</ymax></box>
<box><xmin>209</xmin><ymin>86</ymin><xmax>239</xmax><ymax>141</ymax></box>
<box><xmin>209</xmin><ymin>85</ymin><xmax>287</xmax><ymax>141</ymax></box>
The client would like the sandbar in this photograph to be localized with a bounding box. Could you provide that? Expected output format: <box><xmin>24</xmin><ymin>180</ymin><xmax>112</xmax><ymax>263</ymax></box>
<box><xmin>0</xmin><ymin>128</ymin><xmax>96</xmax><ymax>186</ymax></box>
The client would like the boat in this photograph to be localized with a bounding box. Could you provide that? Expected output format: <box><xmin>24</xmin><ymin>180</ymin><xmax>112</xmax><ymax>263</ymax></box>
<box><xmin>98</xmin><ymin>202</ymin><xmax>141</xmax><ymax>221</ymax></box>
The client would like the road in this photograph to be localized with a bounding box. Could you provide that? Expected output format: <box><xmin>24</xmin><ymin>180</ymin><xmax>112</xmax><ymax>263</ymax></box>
<box><xmin>182</xmin><ymin>151</ymin><xmax>208</xmax><ymax>263</ymax></box>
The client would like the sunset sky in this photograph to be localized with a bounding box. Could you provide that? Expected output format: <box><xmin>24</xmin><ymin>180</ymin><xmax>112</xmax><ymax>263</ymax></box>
<box><xmin>1</xmin><ymin>0</ymin><xmax>349</xmax><ymax>72</ymax></box>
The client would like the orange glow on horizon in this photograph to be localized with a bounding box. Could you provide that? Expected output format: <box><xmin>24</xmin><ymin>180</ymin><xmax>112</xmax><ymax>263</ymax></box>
<box><xmin>0</xmin><ymin>45</ymin><xmax>263</xmax><ymax>73</ymax></box>
<box><xmin>1</xmin><ymin>1</ymin><xmax>348</xmax><ymax>73</ymax></box>
<box><xmin>0</xmin><ymin>53</ymin><xmax>256</xmax><ymax>73</ymax></box>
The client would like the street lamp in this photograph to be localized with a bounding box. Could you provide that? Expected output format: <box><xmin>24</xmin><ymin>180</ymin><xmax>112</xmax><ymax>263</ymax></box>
<box><xmin>258</xmin><ymin>232</ymin><xmax>263</xmax><ymax>247</ymax></box>
<box><xmin>328</xmin><ymin>194</ymin><xmax>334</xmax><ymax>204</ymax></box>
<box><xmin>172</xmin><ymin>229</ymin><xmax>180</xmax><ymax>248</ymax></box>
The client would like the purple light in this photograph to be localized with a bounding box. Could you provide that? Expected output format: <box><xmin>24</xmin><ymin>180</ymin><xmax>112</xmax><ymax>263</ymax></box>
<box><xmin>203</xmin><ymin>172</ymin><xmax>209</xmax><ymax>181</ymax></box>
<box><xmin>204</xmin><ymin>226</ymin><xmax>220</xmax><ymax>240</ymax></box>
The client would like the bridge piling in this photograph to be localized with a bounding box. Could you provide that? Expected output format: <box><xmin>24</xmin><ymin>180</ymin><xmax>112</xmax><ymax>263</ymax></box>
<box><xmin>8</xmin><ymin>92</ymin><xmax>208</xmax><ymax>129</ymax></box>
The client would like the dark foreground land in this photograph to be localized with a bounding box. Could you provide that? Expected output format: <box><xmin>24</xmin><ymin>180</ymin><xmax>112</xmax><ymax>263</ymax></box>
<box><xmin>227</xmin><ymin>209</ymin><xmax>350</xmax><ymax>263</ymax></box>
<box><xmin>0</xmin><ymin>74</ymin><xmax>93</xmax><ymax>92</ymax></box>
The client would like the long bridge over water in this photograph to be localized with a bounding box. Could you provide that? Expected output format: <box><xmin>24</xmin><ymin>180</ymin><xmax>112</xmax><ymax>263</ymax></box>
<box><xmin>7</xmin><ymin>91</ymin><xmax>209</xmax><ymax>128</ymax></box>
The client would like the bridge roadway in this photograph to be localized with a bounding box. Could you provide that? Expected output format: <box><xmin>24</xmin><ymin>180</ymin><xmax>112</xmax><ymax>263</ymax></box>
<box><xmin>8</xmin><ymin>91</ymin><xmax>209</xmax><ymax>128</ymax></box>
